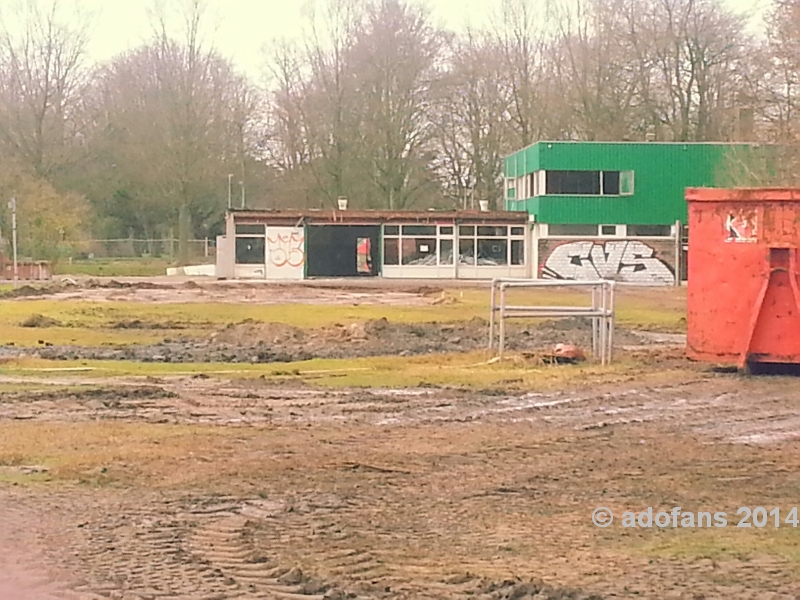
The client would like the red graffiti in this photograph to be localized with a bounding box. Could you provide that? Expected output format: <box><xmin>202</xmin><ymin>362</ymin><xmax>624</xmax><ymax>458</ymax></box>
<box><xmin>268</xmin><ymin>232</ymin><xmax>305</xmax><ymax>268</ymax></box>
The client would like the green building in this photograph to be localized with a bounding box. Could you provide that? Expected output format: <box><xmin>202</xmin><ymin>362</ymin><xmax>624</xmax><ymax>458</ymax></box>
<box><xmin>503</xmin><ymin>141</ymin><xmax>751</xmax><ymax>284</ymax></box>
<box><xmin>504</xmin><ymin>141</ymin><xmax>749</xmax><ymax>235</ymax></box>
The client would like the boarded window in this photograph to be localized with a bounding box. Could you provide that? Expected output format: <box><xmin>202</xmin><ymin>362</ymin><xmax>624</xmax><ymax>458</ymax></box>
<box><xmin>548</xmin><ymin>224</ymin><xmax>598</xmax><ymax>236</ymax></box>
<box><xmin>235</xmin><ymin>237</ymin><xmax>265</xmax><ymax>264</ymax></box>
<box><xmin>628</xmin><ymin>224</ymin><xmax>670</xmax><ymax>237</ymax></box>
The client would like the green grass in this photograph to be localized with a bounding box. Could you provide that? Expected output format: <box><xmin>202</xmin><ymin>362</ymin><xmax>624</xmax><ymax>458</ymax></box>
<box><xmin>53</xmin><ymin>258</ymin><xmax>174</xmax><ymax>277</ymax></box>
<box><xmin>631</xmin><ymin>526</ymin><xmax>800</xmax><ymax>564</ymax></box>
<box><xmin>0</xmin><ymin>351</ymin><xmax>688</xmax><ymax>390</ymax></box>
<box><xmin>0</xmin><ymin>286</ymin><xmax>686</xmax><ymax>348</ymax></box>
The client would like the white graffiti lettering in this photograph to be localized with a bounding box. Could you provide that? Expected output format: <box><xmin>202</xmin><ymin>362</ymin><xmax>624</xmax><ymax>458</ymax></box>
<box><xmin>542</xmin><ymin>240</ymin><xmax>674</xmax><ymax>285</ymax></box>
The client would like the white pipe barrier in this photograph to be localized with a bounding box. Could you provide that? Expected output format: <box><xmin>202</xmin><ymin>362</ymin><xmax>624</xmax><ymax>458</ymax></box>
<box><xmin>488</xmin><ymin>278</ymin><xmax>616</xmax><ymax>364</ymax></box>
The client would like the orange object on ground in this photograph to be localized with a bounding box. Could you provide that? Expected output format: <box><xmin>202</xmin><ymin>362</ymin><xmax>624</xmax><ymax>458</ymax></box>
<box><xmin>686</xmin><ymin>188</ymin><xmax>800</xmax><ymax>369</ymax></box>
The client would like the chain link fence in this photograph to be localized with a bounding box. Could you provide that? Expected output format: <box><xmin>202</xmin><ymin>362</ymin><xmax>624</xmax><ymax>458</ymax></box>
<box><xmin>67</xmin><ymin>238</ymin><xmax>216</xmax><ymax>262</ymax></box>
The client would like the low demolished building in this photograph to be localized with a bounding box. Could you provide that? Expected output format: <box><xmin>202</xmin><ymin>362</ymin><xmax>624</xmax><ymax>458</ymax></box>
<box><xmin>215</xmin><ymin>208</ymin><xmax>531</xmax><ymax>280</ymax></box>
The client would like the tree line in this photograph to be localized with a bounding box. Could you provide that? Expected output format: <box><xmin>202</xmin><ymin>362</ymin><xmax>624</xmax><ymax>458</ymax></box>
<box><xmin>0</xmin><ymin>0</ymin><xmax>797</xmax><ymax>263</ymax></box>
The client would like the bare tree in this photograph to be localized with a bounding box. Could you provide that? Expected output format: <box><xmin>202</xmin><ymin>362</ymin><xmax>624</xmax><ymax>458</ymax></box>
<box><xmin>89</xmin><ymin>0</ymin><xmax>258</xmax><ymax>263</ymax></box>
<box><xmin>350</xmin><ymin>0</ymin><xmax>446</xmax><ymax>209</ymax></box>
<box><xmin>0</xmin><ymin>0</ymin><xmax>90</xmax><ymax>178</ymax></box>
<box><xmin>433</xmin><ymin>30</ymin><xmax>508</xmax><ymax>208</ymax></box>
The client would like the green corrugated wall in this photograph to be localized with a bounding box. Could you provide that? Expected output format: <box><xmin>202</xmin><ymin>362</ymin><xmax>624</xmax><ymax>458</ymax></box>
<box><xmin>504</xmin><ymin>141</ymin><xmax>748</xmax><ymax>225</ymax></box>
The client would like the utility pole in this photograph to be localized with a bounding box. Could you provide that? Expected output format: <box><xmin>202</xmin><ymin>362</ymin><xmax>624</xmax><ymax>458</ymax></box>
<box><xmin>227</xmin><ymin>174</ymin><xmax>233</xmax><ymax>209</ymax></box>
<box><xmin>8</xmin><ymin>197</ymin><xmax>18</xmax><ymax>288</ymax></box>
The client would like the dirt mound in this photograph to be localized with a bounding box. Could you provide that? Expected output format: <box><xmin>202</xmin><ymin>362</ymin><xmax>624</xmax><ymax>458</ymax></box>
<box><xmin>1</xmin><ymin>386</ymin><xmax>175</xmax><ymax>404</ymax></box>
<box><xmin>18</xmin><ymin>317</ymin><xmax>664</xmax><ymax>365</ymax></box>
<box><xmin>111</xmin><ymin>319</ymin><xmax>188</xmax><ymax>330</ymax></box>
<box><xmin>475</xmin><ymin>578</ymin><xmax>603</xmax><ymax>599</ymax></box>
<box><xmin>19</xmin><ymin>314</ymin><xmax>63</xmax><ymax>328</ymax></box>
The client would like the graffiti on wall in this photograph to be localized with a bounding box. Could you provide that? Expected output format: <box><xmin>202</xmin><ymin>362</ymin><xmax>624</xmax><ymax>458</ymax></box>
<box><xmin>542</xmin><ymin>240</ymin><xmax>674</xmax><ymax>285</ymax></box>
<box><xmin>725</xmin><ymin>209</ymin><xmax>758</xmax><ymax>243</ymax></box>
<box><xmin>268</xmin><ymin>231</ymin><xmax>305</xmax><ymax>268</ymax></box>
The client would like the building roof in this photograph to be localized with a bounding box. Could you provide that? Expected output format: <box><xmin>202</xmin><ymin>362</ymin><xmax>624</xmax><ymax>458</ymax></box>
<box><xmin>230</xmin><ymin>208</ymin><xmax>528</xmax><ymax>225</ymax></box>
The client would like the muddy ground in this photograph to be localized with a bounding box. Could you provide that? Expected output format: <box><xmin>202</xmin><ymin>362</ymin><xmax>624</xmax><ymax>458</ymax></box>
<box><xmin>0</xmin><ymin>279</ymin><xmax>796</xmax><ymax>600</ymax></box>
<box><xmin>1</xmin><ymin>369</ymin><xmax>800</xmax><ymax>599</ymax></box>
<box><xmin>6</xmin><ymin>317</ymin><xmax>676</xmax><ymax>363</ymax></box>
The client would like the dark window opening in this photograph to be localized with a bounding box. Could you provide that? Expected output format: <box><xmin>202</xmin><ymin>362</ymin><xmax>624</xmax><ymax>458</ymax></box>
<box><xmin>459</xmin><ymin>238</ymin><xmax>475</xmax><ymax>265</ymax></box>
<box><xmin>511</xmin><ymin>226</ymin><xmax>525</xmax><ymax>236</ymax></box>
<box><xmin>477</xmin><ymin>226</ymin><xmax>507</xmax><ymax>237</ymax></box>
<box><xmin>459</xmin><ymin>225</ymin><xmax>475</xmax><ymax>236</ymax></box>
<box><xmin>602</xmin><ymin>171</ymin><xmax>620</xmax><ymax>195</ymax></box>
<box><xmin>439</xmin><ymin>239</ymin><xmax>454</xmax><ymax>265</ymax></box>
<box><xmin>402</xmin><ymin>225</ymin><xmax>436</xmax><ymax>236</ymax></box>
<box><xmin>235</xmin><ymin>237</ymin><xmax>265</xmax><ymax>264</ymax></box>
<box><xmin>357</xmin><ymin>238</ymin><xmax>372</xmax><ymax>273</ymax></box>
<box><xmin>401</xmin><ymin>238</ymin><xmax>437</xmax><ymax>265</ymax></box>
<box><xmin>601</xmin><ymin>225</ymin><xmax>617</xmax><ymax>236</ymax></box>
<box><xmin>384</xmin><ymin>238</ymin><xmax>399</xmax><ymax>265</ymax></box>
<box><xmin>235</xmin><ymin>224</ymin><xmax>264</xmax><ymax>235</ymax></box>
<box><xmin>439</xmin><ymin>226</ymin><xmax>454</xmax><ymax>235</ymax></box>
<box><xmin>546</xmin><ymin>171</ymin><xmax>600</xmax><ymax>195</ymax></box>
<box><xmin>511</xmin><ymin>240</ymin><xmax>524</xmax><ymax>265</ymax></box>
<box><xmin>384</xmin><ymin>225</ymin><xmax>399</xmax><ymax>235</ymax></box>
<box><xmin>628</xmin><ymin>224</ymin><xmax>671</xmax><ymax>237</ymax></box>
<box><xmin>307</xmin><ymin>225</ymin><xmax>380</xmax><ymax>276</ymax></box>
<box><xmin>477</xmin><ymin>239</ymin><xmax>507</xmax><ymax>265</ymax></box>
<box><xmin>548</xmin><ymin>224</ymin><xmax>598</xmax><ymax>236</ymax></box>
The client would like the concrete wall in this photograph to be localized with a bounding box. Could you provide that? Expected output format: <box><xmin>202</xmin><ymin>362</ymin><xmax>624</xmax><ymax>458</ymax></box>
<box><xmin>538</xmin><ymin>237</ymin><xmax>676</xmax><ymax>285</ymax></box>
<box><xmin>215</xmin><ymin>234</ymin><xmax>234</xmax><ymax>278</ymax></box>
<box><xmin>265</xmin><ymin>226</ymin><xmax>304</xmax><ymax>280</ymax></box>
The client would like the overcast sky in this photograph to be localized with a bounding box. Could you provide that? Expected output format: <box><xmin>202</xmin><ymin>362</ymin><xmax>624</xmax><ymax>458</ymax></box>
<box><xmin>74</xmin><ymin>0</ymin><xmax>770</xmax><ymax>81</ymax></box>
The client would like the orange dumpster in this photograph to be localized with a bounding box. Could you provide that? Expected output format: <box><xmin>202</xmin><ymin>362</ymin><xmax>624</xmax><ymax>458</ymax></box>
<box><xmin>686</xmin><ymin>188</ymin><xmax>800</xmax><ymax>369</ymax></box>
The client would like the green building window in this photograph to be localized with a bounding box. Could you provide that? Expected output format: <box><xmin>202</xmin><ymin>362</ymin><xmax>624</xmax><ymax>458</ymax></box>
<box><xmin>543</xmin><ymin>170</ymin><xmax>634</xmax><ymax>196</ymax></box>
<box><xmin>546</xmin><ymin>171</ymin><xmax>601</xmax><ymax>195</ymax></box>
<box><xmin>620</xmin><ymin>170</ymin><xmax>634</xmax><ymax>195</ymax></box>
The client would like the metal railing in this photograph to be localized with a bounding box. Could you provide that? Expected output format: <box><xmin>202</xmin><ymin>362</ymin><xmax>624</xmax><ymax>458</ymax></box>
<box><xmin>488</xmin><ymin>278</ymin><xmax>617</xmax><ymax>364</ymax></box>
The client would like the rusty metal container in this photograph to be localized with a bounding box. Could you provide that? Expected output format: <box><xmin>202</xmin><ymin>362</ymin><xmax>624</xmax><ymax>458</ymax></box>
<box><xmin>686</xmin><ymin>188</ymin><xmax>800</xmax><ymax>369</ymax></box>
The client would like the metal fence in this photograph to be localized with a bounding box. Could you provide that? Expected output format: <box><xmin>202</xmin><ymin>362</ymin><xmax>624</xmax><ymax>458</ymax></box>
<box><xmin>489</xmin><ymin>278</ymin><xmax>617</xmax><ymax>364</ymax></box>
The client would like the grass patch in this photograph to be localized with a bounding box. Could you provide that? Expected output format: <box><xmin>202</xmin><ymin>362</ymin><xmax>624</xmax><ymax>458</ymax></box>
<box><xmin>53</xmin><ymin>258</ymin><xmax>174</xmax><ymax>278</ymax></box>
<box><xmin>0</xmin><ymin>421</ymin><xmax>242</xmax><ymax>487</ymax></box>
<box><xmin>0</xmin><ymin>351</ymin><xmax>690</xmax><ymax>390</ymax></box>
<box><xmin>0</xmin><ymin>285</ymin><xmax>686</xmax><ymax>347</ymax></box>
<box><xmin>631</xmin><ymin>526</ymin><xmax>800</xmax><ymax>564</ymax></box>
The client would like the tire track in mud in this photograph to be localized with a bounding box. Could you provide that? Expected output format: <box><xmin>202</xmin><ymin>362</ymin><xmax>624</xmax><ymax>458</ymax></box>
<box><xmin>189</xmin><ymin>513</ymin><xmax>353</xmax><ymax>599</ymax></box>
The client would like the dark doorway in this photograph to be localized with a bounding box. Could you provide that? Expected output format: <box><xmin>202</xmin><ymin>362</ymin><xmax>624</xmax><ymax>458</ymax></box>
<box><xmin>306</xmin><ymin>225</ymin><xmax>380</xmax><ymax>277</ymax></box>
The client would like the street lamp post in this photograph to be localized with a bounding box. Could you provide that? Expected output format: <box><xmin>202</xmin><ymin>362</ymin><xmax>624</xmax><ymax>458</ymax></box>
<box><xmin>227</xmin><ymin>174</ymin><xmax>233</xmax><ymax>209</ymax></box>
<box><xmin>8</xmin><ymin>197</ymin><xmax>18</xmax><ymax>288</ymax></box>
<box><xmin>239</xmin><ymin>181</ymin><xmax>245</xmax><ymax>209</ymax></box>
